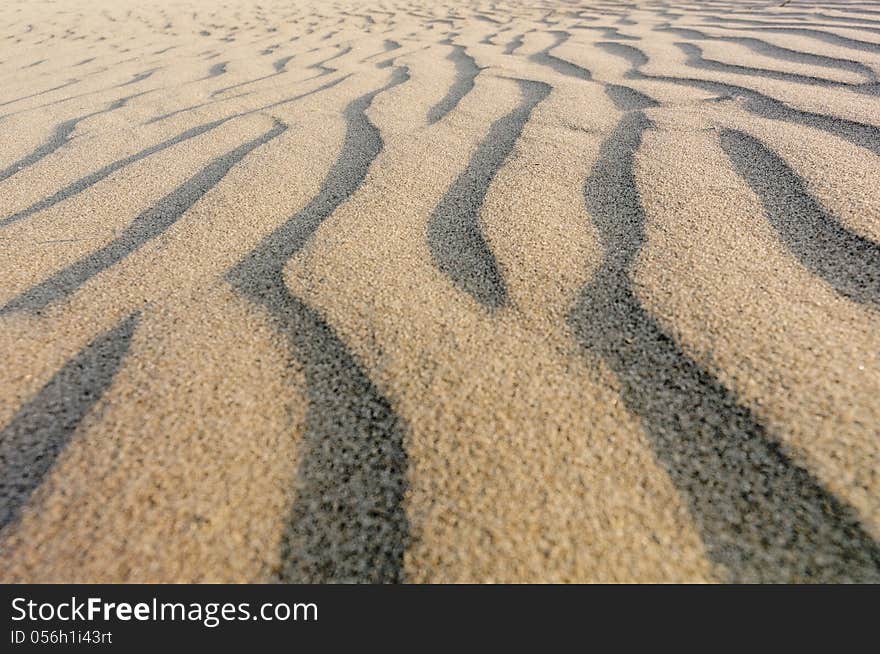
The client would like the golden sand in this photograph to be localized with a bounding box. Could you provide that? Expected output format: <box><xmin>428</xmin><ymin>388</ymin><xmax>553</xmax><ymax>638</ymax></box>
<box><xmin>1</xmin><ymin>0</ymin><xmax>879</xmax><ymax>582</ymax></box>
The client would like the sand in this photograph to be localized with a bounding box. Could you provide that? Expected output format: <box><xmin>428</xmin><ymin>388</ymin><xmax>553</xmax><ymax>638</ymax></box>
<box><xmin>0</xmin><ymin>0</ymin><xmax>878</xmax><ymax>583</ymax></box>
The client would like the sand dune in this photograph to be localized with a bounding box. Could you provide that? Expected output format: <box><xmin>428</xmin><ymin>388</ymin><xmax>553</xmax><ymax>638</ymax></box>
<box><xmin>0</xmin><ymin>0</ymin><xmax>879</xmax><ymax>583</ymax></box>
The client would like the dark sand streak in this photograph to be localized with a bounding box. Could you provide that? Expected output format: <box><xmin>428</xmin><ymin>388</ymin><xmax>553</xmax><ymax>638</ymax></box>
<box><xmin>210</xmin><ymin>55</ymin><xmax>294</xmax><ymax>97</ymax></box>
<box><xmin>144</xmin><ymin>91</ymin><xmax>252</xmax><ymax>125</ymax></box>
<box><xmin>0</xmin><ymin>118</ymin><xmax>231</xmax><ymax>229</ymax></box>
<box><xmin>0</xmin><ymin>94</ymin><xmax>141</xmax><ymax>183</ymax></box>
<box><xmin>571</xmin><ymin>24</ymin><xmax>640</xmax><ymax>40</ymax></box>
<box><xmin>0</xmin><ymin>313</ymin><xmax>139</xmax><ymax>530</ymax></box>
<box><xmin>604</xmin><ymin>83</ymin><xmax>659</xmax><ymax>111</ymax></box>
<box><xmin>567</xmin><ymin>111</ymin><xmax>880</xmax><ymax>583</ymax></box>
<box><xmin>0</xmin><ymin>121</ymin><xmax>287</xmax><ymax>314</ymax></box>
<box><xmin>504</xmin><ymin>33</ymin><xmax>524</xmax><ymax>55</ymax></box>
<box><xmin>307</xmin><ymin>45</ymin><xmax>352</xmax><ymax>78</ymax></box>
<box><xmin>595</xmin><ymin>41</ymin><xmax>880</xmax><ymax>157</ymax></box>
<box><xmin>428</xmin><ymin>78</ymin><xmax>551</xmax><ymax>308</ymax></box>
<box><xmin>226</xmin><ymin>67</ymin><xmax>410</xmax><ymax>583</ymax></box>
<box><xmin>656</xmin><ymin>25</ymin><xmax>878</xmax><ymax>81</ymax></box>
<box><xmin>426</xmin><ymin>44</ymin><xmax>480</xmax><ymax>124</ymax></box>
<box><xmin>704</xmin><ymin>24</ymin><xmax>880</xmax><ymax>55</ymax></box>
<box><xmin>204</xmin><ymin>61</ymin><xmax>228</xmax><ymax>79</ymax></box>
<box><xmin>0</xmin><ymin>79</ymin><xmax>79</xmax><ymax>109</ymax></box>
<box><xmin>673</xmin><ymin>42</ymin><xmax>880</xmax><ymax>96</ymax></box>
<box><xmin>529</xmin><ymin>31</ymin><xmax>592</xmax><ymax>80</ymax></box>
<box><xmin>719</xmin><ymin>129</ymin><xmax>880</xmax><ymax>309</ymax></box>
<box><xmin>118</xmin><ymin>68</ymin><xmax>159</xmax><ymax>87</ymax></box>
<box><xmin>1</xmin><ymin>76</ymin><xmax>348</xmax><ymax>229</ymax></box>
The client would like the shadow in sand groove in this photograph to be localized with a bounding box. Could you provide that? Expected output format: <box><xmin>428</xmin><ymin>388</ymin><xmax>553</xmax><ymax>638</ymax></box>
<box><xmin>567</xmin><ymin>111</ymin><xmax>880</xmax><ymax>582</ymax></box>
<box><xmin>529</xmin><ymin>31</ymin><xmax>592</xmax><ymax>80</ymax></box>
<box><xmin>654</xmin><ymin>25</ymin><xmax>878</xmax><ymax>82</ymax></box>
<box><xmin>1</xmin><ymin>74</ymin><xmax>346</xmax><ymax>230</ymax></box>
<box><xmin>0</xmin><ymin>93</ymin><xmax>143</xmax><ymax>184</ymax></box>
<box><xmin>672</xmin><ymin>42</ymin><xmax>880</xmax><ymax>96</ymax></box>
<box><xmin>0</xmin><ymin>312</ymin><xmax>139</xmax><ymax>531</ymax></box>
<box><xmin>0</xmin><ymin>121</ymin><xmax>288</xmax><ymax>314</ymax></box>
<box><xmin>719</xmin><ymin>129</ymin><xmax>880</xmax><ymax>310</ymax></box>
<box><xmin>226</xmin><ymin>68</ymin><xmax>410</xmax><ymax>583</ymax></box>
<box><xmin>427</xmin><ymin>43</ymin><xmax>480</xmax><ymax>124</ymax></box>
<box><xmin>594</xmin><ymin>41</ymin><xmax>880</xmax><ymax>157</ymax></box>
<box><xmin>428</xmin><ymin>78</ymin><xmax>551</xmax><ymax>309</ymax></box>
<box><xmin>0</xmin><ymin>117</ymin><xmax>231</xmax><ymax>229</ymax></box>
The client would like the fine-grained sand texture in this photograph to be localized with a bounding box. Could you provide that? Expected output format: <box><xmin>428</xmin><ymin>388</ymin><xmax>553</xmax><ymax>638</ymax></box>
<box><xmin>1</xmin><ymin>0</ymin><xmax>879</xmax><ymax>583</ymax></box>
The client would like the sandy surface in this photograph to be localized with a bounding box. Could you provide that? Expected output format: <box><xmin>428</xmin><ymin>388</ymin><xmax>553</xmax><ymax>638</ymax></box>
<box><xmin>1</xmin><ymin>0</ymin><xmax>879</xmax><ymax>583</ymax></box>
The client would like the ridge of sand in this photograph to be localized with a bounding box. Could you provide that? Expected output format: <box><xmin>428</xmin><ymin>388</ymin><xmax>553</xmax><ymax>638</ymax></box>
<box><xmin>1</xmin><ymin>1</ymin><xmax>878</xmax><ymax>582</ymax></box>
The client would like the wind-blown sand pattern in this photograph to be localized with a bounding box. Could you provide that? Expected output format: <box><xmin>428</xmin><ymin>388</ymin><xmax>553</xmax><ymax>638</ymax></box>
<box><xmin>1</xmin><ymin>0</ymin><xmax>879</xmax><ymax>583</ymax></box>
